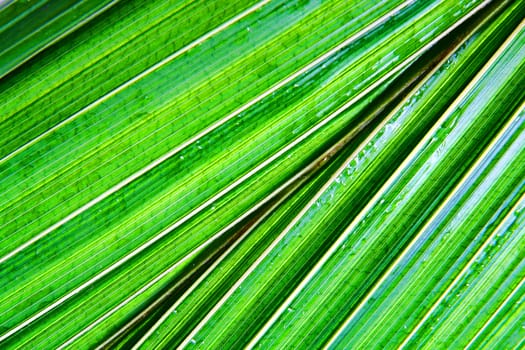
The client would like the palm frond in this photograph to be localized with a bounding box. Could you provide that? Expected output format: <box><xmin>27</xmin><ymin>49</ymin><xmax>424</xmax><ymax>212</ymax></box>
<box><xmin>0</xmin><ymin>0</ymin><xmax>523</xmax><ymax>349</ymax></box>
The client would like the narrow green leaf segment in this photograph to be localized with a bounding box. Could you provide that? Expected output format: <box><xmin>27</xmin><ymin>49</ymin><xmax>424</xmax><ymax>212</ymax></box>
<box><xmin>0</xmin><ymin>0</ymin><xmax>523</xmax><ymax>349</ymax></box>
<box><xmin>0</xmin><ymin>0</ymin><xmax>119</xmax><ymax>78</ymax></box>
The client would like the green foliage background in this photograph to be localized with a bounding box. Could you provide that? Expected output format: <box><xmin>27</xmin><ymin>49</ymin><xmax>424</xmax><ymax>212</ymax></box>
<box><xmin>0</xmin><ymin>0</ymin><xmax>524</xmax><ymax>348</ymax></box>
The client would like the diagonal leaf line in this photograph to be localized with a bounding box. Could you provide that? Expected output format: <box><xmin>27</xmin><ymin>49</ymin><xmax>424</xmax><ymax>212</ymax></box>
<box><xmin>86</xmin><ymin>83</ymin><xmax>400</xmax><ymax>349</ymax></box>
<box><xmin>465</xmin><ymin>271</ymin><xmax>525</xmax><ymax>349</ymax></box>
<box><xmin>56</xmin><ymin>97</ymin><xmax>362</xmax><ymax>350</ymax></box>
<box><xmin>243</xmin><ymin>4</ymin><xmax>500</xmax><ymax>347</ymax></box>
<box><xmin>55</xmin><ymin>195</ymin><xmax>282</xmax><ymax>350</ymax></box>
<box><xmin>59</xmin><ymin>159</ymin><xmax>322</xmax><ymax>349</ymax></box>
<box><xmin>88</xmin><ymin>117</ymin><xmax>366</xmax><ymax>349</ymax></box>
<box><xmin>0</xmin><ymin>0</ymin><xmax>122</xmax><ymax>79</ymax></box>
<box><xmin>0</xmin><ymin>0</ymin><xmax>520</xmax><ymax>348</ymax></box>
<box><xmin>129</xmin><ymin>76</ymin><xmax>421</xmax><ymax>347</ymax></box>
<box><xmin>0</xmin><ymin>0</ymin><xmax>47</xmax><ymax>34</ymax></box>
<box><xmin>321</xmin><ymin>23</ymin><xmax>525</xmax><ymax>349</ymax></box>
<box><xmin>0</xmin><ymin>0</ymin><xmax>118</xmax><ymax>57</ymax></box>
<box><xmin>333</xmin><ymin>111</ymin><xmax>524</xmax><ymax>348</ymax></box>
<box><xmin>0</xmin><ymin>98</ymin><xmax>373</xmax><ymax>342</ymax></box>
<box><xmin>48</xmin><ymin>44</ymin><xmax>402</xmax><ymax>341</ymax></box>
<box><xmin>1</xmin><ymin>0</ymin><xmax>192</xmax><ymax>111</ymax></box>
<box><xmin>177</xmin><ymin>4</ymin><xmax>495</xmax><ymax>345</ymax></box>
<box><xmin>0</xmin><ymin>0</ymin><xmax>406</xmax><ymax>202</ymax></box>
<box><xmin>0</xmin><ymin>0</ymin><xmax>271</xmax><ymax>164</ymax></box>
<box><xmin>128</xmin><ymin>194</ymin><xmax>294</xmax><ymax>350</ymax></box>
<box><xmin>0</xmin><ymin>0</ymin><xmax>367</xmax><ymax>230</ymax></box>
<box><xmin>0</xmin><ymin>0</ymin><xmax>415</xmax><ymax>265</ymax></box>
<box><xmin>174</xmin><ymin>117</ymin><xmax>382</xmax><ymax>350</ymax></box>
<box><xmin>0</xmin><ymin>75</ymin><xmax>372</xmax><ymax>326</ymax></box>
<box><xmin>398</xmin><ymin>184</ymin><xmax>525</xmax><ymax>348</ymax></box>
<box><xmin>253</xmin><ymin>11</ymin><xmax>501</xmax><ymax>349</ymax></box>
<box><xmin>0</xmin><ymin>0</ymin><xmax>273</xmax><ymax>262</ymax></box>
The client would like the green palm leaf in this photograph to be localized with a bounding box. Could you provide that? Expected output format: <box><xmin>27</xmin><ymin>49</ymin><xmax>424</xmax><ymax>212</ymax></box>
<box><xmin>0</xmin><ymin>0</ymin><xmax>523</xmax><ymax>349</ymax></box>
